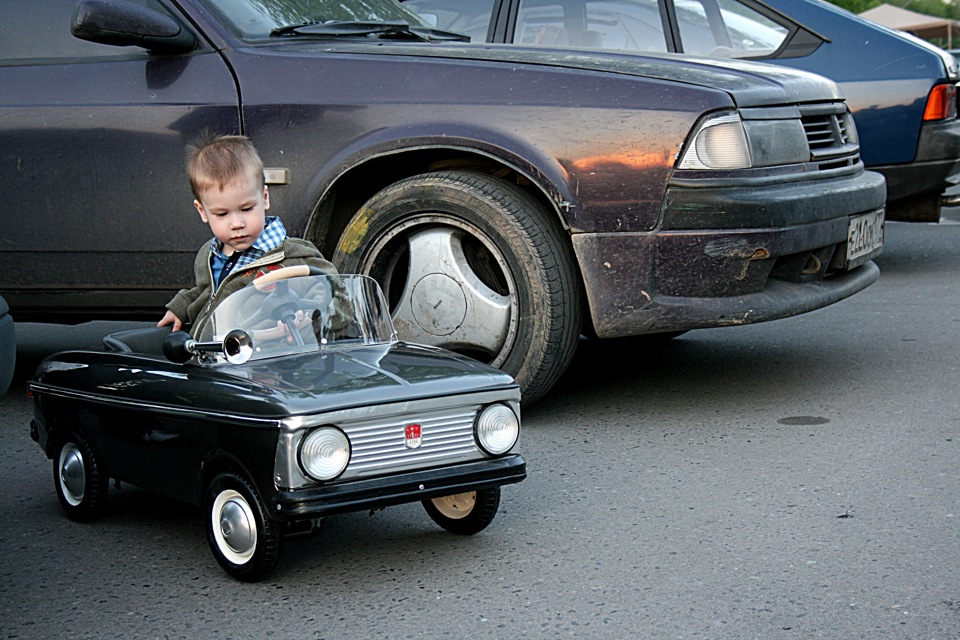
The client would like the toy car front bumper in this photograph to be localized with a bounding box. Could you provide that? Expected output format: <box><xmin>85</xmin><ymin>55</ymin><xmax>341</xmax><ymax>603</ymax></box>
<box><xmin>272</xmin><ymin>454</ymin><xmax>526</xmax><ymax>522</ymax></box>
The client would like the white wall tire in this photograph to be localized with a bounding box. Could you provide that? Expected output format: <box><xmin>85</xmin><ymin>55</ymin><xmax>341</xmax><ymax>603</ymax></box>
<box><xmin>204</xmin><ymin>472</ymin><xmax>281</xmax><ymax>581</ymax></box>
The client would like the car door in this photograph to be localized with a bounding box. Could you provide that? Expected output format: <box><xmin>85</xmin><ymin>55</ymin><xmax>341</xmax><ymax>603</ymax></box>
<box><xmin>0</xmin><ymin>0</ymin><xmax>241</xmax><ymax>319</ymax></box>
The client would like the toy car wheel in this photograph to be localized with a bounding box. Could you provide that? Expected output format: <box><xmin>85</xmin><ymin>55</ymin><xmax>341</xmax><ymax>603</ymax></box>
<box><xmin>205</xmin><ymin>472</ymin><xmax>282</xmax><ymax>582</ymax></box>
<box><xmin>333</xmin><ymin>170</ymin><xmax>582</xmax><ymax>405</ymax></box>
<box><xmin>422</xmin><ymin>487</ymin><xmax>501</xmax><ymax>535</ymax></box>
<box><xmin>53</xmin><ymin>431</ymin><xmax>109</xmax><ymax>522</ymax></box>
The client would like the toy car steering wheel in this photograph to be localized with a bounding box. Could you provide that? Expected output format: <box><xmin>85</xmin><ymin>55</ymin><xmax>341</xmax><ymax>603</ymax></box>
<box><xmin>239</xmin><ymin>266</ymin><xmax>333</xmax><ymax>346</ymax></box>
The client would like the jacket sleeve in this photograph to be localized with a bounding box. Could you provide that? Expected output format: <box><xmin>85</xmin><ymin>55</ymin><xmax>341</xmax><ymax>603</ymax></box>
<box><xmin>165</xmin><ymin>286</ymin><xmax>201</xmax><ymax>322</ymax></box>
<box><xmin>165</xmin><ymin>242</ymin><xmax>211</xmax><ymax>324</ymax></box>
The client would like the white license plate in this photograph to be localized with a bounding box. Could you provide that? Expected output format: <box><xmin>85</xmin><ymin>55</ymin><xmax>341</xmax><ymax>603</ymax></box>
<box><xmin>847</xmin><ymin>209</ymin><xmax>884</xmax><ymax>267</ymax></box>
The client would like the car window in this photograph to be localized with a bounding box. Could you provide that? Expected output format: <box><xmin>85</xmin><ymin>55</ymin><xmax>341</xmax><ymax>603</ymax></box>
<box><xmin>504</xmin><ymin>0</ymin><xmax>787</xmax><ymax>57</ymax></box>
<box><xmin>0</xmin><ymin>0</ymin><xmax>177</xmax><ymax>62</ymax></box>
<box><xmin>674</xmin><ymin>0</ymin><xmax>788</xmax><ymax>58</ymax></box>
<box><xmin>515</xmin><ymin>0</ymin><xmax>669</xmax><ymax>51</ymax></box>
<box><xmin>398</xmin><ymin>0</ymin><xmax>495</xmax><ymax>42</ymax></box>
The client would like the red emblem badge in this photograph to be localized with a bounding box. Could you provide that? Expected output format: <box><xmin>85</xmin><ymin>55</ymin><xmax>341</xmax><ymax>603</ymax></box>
<box><xmin>404</xmin><ymin>424</ymin><xmax>422</xmax><ymax>449</ymax></box>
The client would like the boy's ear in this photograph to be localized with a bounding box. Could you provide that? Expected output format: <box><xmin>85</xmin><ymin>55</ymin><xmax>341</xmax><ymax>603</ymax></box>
<box><xmin>263</xmin><ymin>185</ymin><xmax>270</xmax><ymax>211</ymax></box>
<box><xmin>194</xmin><ymin>199</ymin><xmax>208</xmax><ymax>223</ymax></box>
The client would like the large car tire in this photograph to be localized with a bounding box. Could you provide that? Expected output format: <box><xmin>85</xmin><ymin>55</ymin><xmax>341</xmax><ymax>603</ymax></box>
<box><xmin>205</xmin><ymin>472</ymin><xmax>282</xmax><ymax>582</ymax></box>
<box><xmin>333</xmin><ymin>171</ymin><xmax>582</xmax><ymax>405</ymax></box>
<box><xmin>422</xmin><ymin>487</ymin><xmax>501</xmax><ymax>535</ymax></box>
<box><xmin>53</xmin><ymin>431</ymin><xmax>109</xmax><ymax>522</ymax></box>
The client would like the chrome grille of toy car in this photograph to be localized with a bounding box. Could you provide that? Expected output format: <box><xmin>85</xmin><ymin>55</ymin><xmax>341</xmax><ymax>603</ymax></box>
<box><xmin>800</xmin><ymin>104</ymin><xmax>860</xmax><ymax>169</ymax></box>
<box><xmin>342</xmin><ymin>407</ymin><xmax>481</xmax><ymax>478</ymax></box>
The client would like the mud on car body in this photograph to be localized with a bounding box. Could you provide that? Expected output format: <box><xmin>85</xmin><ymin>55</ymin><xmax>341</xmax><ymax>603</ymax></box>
<box><xmin>1</xmin><ymin>0</ymin><xmax>884</xmax><ymax>404</ymax></box>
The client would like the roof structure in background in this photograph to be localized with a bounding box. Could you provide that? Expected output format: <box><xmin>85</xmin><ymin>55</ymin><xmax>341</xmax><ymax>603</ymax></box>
<box><xmin>859</xmin><ymin>3</ymin><xmax>959</xmax><ymax>47</ymax></box>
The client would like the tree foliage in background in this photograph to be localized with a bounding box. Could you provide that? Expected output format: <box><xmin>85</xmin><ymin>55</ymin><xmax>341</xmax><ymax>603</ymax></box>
<box><xmin>827</xmin><ymin>0</ymin><xmax>960</xmax><ymax>21</ymax></box>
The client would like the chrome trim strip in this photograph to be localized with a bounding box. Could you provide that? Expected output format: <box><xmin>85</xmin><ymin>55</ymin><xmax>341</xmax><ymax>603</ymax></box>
<box><xmin>28</xmin><ymin>383</ymin><xmax>281</xmax><ymax>426</ymax></box>
<box><xmin>281</xmin><ymin>388</ymin><xmax>520</xmax><ymax>431</ymax></box>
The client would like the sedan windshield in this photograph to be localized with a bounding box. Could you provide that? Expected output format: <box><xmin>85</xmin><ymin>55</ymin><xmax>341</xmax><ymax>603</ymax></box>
<box><xmin>199</xmin><ymin>0</ymin><xmax>431</xmax><ymax>41</ymax></box>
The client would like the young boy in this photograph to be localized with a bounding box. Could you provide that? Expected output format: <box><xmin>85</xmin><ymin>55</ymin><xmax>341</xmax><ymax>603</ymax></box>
<box><xmin>158</xmin><ymin>134</ymin><xmax>339</xmax><ymax>338</ymax></box>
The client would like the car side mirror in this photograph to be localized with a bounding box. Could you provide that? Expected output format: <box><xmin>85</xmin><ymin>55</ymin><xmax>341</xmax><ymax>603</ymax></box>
<box><xmin>72</xmin><ymin>0</ymin><xmax>197</xmax><ymax>54</ymax></box>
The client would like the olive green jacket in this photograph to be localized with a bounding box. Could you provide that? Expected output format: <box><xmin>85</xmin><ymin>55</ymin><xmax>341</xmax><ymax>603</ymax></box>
<box><xmin>166</xmin><ymin>237</ymin><xmax>338</xmax><ymax>339</ymax></box>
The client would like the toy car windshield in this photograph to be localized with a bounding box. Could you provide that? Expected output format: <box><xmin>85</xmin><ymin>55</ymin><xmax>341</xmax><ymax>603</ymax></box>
<box><xmin>208</xmin><ymin>271</ymin><xmax>396</xmax><ymax>362</ymax></box>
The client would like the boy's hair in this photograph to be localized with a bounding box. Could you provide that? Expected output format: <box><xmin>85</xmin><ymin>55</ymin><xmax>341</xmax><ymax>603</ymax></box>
<box><xmin>186</xmin><ymin>134</ymin><xmax>264</xmax><ymax>199</ymax></box>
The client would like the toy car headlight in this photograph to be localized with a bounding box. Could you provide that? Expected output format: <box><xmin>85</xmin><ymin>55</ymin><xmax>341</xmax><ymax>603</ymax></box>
<box><xmin>299</xmin><ymin>427</ymin><xmax>351</xmax><ymax>481</ymax></box>
<box><xmin>475</xmin><ymin>403</ymin><xmax>519</xmax><ymax>456</ymax></box>
<box><xmin>678</xmin><ymin>112</ymin><xmax>752</xmax><ymax>170</ymax></box>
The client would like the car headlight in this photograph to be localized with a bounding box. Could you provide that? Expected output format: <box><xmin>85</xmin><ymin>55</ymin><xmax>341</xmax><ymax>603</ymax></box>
<box><xmin>299</xmin><ymin>426</ymin><xmax>350</xmax><ymax>481</ymax></box>
<box><xmin>678</xmin><ymin>112</ymin><xmax>752</xmax><ymax>170</ymax></box>
<box><xmin>475</xmin><ymin>403</ymin><xmax>519</xmax><ymax>456</ymax></box>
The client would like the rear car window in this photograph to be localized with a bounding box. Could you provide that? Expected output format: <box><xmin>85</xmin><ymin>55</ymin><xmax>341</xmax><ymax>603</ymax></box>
<box><xmin>675</xmin><ymin>0</ymin><xmax>789</xmax><ymax>57</ymax></box>
<box><xmin>516</xmin><ymin>0</ymin><xmax>669</xmax><ymax>51</ymax></box>
<box><xmin>507</xmin><ymin>0</ymin><xmax>788</xmax><ymax>57</ymax></box>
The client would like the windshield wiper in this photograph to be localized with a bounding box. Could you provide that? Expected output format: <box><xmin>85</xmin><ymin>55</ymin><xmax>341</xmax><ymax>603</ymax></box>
<box><xmin>270</xmin><ymin>20</ymin><xmax>469</xmax><ymax>42</ymax></box>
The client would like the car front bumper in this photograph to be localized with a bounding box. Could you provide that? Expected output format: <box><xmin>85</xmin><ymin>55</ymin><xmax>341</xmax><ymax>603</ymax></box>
<box><xmin>872</xmin><ymin>117</ymin><xmax>960</xmax><ymax>221</ymax></box>
<box><xmin>574</xmin><ymin>169</ymin><xmax>886</xmax><ymax>338</ymax></box>
<box><xmin>271</xmin><ymin>454</ymin><xmax>527</xmax><ymax>522</ymax></box>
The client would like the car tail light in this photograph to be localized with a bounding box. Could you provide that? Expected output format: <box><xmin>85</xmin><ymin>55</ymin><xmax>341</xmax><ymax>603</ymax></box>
<box><xmin>923</xmin><ymin>83</ymin><xmax>958</xmax><ymax>121</ymax></box>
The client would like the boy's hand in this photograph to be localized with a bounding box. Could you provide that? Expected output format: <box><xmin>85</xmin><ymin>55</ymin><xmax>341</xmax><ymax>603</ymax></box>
<box><xmin>277</xmin><ymin>310</ymin><xmax>310</xmax><ymax>343</ymax></box>
<box><xmin>158</xmin><ymin>310</ymin><xmax>183</xmax><ymax>332</ymax></box>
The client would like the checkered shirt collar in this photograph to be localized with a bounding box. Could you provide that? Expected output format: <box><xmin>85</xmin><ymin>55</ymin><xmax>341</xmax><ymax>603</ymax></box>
<box><xmin>210</xmin><ymin>216</ymin><xmax>286</xmax><ymax>271</ymax></box>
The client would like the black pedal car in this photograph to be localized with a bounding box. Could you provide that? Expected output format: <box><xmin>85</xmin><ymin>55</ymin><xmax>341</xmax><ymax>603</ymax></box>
<box><xmin>28</xmin><ymin>272</ymin><xmax>525</xmax><ymax>581</ymax></box>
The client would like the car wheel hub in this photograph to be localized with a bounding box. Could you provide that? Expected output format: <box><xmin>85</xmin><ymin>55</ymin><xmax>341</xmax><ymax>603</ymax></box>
<box><xmin>430</xmin><ymin>492</ymin><xmax>476</xmax><ymax>520</ymax></box>
<box><xmin>212</xmin><ymin>489</ymin><xmax>257</xmax><ymax>563</ymax></box>
<box><xmin>410</xmin><ymin>273</ymin><xmax>467</xmax><ymax>336</ymax></box>
<box><xmin>372</xmin><ymin>222</ymin><xmax>516</xmax><ymax>365</ymax></box>
<box><xmin>220</xmin><ymin>499</ymin><xmax>255</xmax><ymax>554</ymax></box>
<box><xmin>59</xmin><ymin>445</ymin><xmax>85</xmax><ymax>505</ymax></box>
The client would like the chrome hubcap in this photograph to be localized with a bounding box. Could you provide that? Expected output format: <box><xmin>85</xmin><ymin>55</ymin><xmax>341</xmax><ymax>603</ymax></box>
<box><xmin>59</xmin><ymin>444</ymin><xmax>85</xmax><ymax>506</ymax></box>
<box><xmin>212</xmin><ymin>489</ymin><xmax>257</xmax><ymax>564</ymax></box>
<box><xmin>220</xmin><ymin>499</ymin><xmax>255</xmax><ymax>555</ymax></box>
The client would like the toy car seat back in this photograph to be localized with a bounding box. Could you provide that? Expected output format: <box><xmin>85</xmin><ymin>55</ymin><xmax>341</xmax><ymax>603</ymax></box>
<box><xmin>103</xmin><ymin>326</ymin><xmax>173</xmax><ymax>356</ymax></box>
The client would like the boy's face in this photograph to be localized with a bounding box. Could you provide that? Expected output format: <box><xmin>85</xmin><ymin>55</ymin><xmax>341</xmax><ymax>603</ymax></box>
<box><xmin>194</xmin><ymin>175</ymin><xmax>269</xmax><ymax>256</ymax></box>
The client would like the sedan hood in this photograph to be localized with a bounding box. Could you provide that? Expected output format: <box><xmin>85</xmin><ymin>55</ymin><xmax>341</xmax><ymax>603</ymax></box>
<box><xmin>255</xmin><ymin>41</ymin><xmax>842</xmax><ymax>107</ymax></box>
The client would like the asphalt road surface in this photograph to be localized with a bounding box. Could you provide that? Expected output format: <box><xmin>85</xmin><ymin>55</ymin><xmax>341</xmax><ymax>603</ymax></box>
<box><xmin>1</xmin><ymin>216</ymin><xmax>958</xmax><ymax>639</ymax></box>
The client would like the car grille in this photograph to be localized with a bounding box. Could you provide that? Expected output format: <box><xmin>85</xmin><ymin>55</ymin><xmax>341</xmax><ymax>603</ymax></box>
<box><xmin>800</xmin><ymin>104</ymin><xmax>860</xmax><ymax>170</ymax></box>
<box><xmin>803</xmin><ymin>114</ymin><xmax>850</xmax><ymax>148</ymax></box>
<box><xmin>341</xmin><ymin>406</ymin><xmax>481</xmax><ymax>479</ymax></box>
